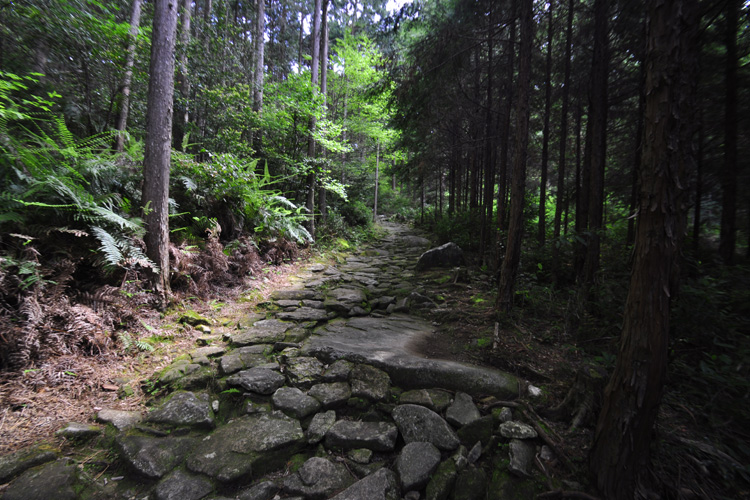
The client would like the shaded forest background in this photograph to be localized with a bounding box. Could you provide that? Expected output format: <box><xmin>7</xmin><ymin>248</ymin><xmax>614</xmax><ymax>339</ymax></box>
<box><xmin>0</xmin><ymin>0</ymin><xmax>748</xmax><ymax>498</ymax></box>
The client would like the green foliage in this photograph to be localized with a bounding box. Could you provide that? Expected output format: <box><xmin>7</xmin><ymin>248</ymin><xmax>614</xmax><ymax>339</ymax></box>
<box><xmin>171</xmin><ymin>152</ymin><xmax>312</xmax><ymax>244</ymax></box>
<box><xmin>117</xmin><ymin>331</ymin><xmax>154</xmax><ymax>353</ymax></box>
<box><xmin>0</xmin><ymin>80</ymin><xmax>154</xmax><ymax>274</ymax></box>
<box><xmin>339</xmin><ymin>200</ymin><xmax>373</xmax><ymax>227</ymax></box>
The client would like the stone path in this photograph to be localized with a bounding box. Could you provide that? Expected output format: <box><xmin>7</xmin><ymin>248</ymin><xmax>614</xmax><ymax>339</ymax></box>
<box><xmin>0</xmin><ymin>222</ymin><xmax>556</xmax><ymax>500</ymax></box>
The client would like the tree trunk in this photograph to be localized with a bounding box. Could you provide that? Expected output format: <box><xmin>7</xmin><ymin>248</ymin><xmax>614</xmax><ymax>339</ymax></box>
<box><xmin>480</xmin><ymin>1</ymin><xmax>495</xmax><ymax>262</ymax></box>
<box><xmin>552</xmin><ymin>0</ymin><xmax>573</xmax><ymax>280</ymax></box>
<box><xmin>494</xmin><ymin>2</ymin><xmax>516</xmax><ymax>267</ymax></box>
<box><xmin>582</xmin><ymin>0</ymin><xmax>609</xmax><ymax>287</ymax></box>
<box><xmin>538</xmin><ymin>0</ymin><xmax>554</xmax><ymax>247</ymax></box>
<box><xmin>318</xmin><ymin>0</ymin><xmax>329</xmax><ymax>221</ymax></box>
<box><xmin>374</xmin><ymin>138</ymin><xmax>380</xmax><ymax>222</ymax></box>
<box><xmin>305</xmin><ymin>0</ymin><xmax>322</xmax><ymax>239</ymax></box>
<box><xmin>142</xmin><ymin>0</ymin><xmax>179</xmax><ymax>302</ymax></box>
<box><xmin>497</xmin><ymin>0</ymin><xmax>533</xmax><ymax>313</ymax></box>
<box><xmin>719</xmin><ymin>0</ymin><xmax>738</xmax><ymax>265</ymax></box>
<box><xmin>590</xmin><ymin>0</ymin><xmax>698</xmax><ymax>497</ymax></box>
<box><xmin>252</xmin><ymin>0</ymin><xmax>265</xmax><ymax>151</ymax></box>
<box><xmin>115</xmin><ymin>0</ymin><xmax>143</xmax><ymax>153</ymax></box>
<box><xmin>174</xmin><ymin>0</ymin><xmax>191</xmax><ymax>151</ymax></box>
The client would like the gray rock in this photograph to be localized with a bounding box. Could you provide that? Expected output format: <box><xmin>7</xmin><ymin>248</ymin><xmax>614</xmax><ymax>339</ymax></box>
<box><xmin>285</xmin><ymin>357</ymin><xmax>325</xmax><ymax>388</ymax></box>
<box><xmin>96</xmin><ymin>408</ymin><xmax>142</xmax><ymax>430</ymax></box>
<box><xmin>375</xmin><ymin>296</ymin><xmax>396</xmax><ymax>309</ymax></box>
<box><xmin>498</xmin><ymin>421</ymin><xmax>538</xmax><ymax>440</ymax></box>
<box><xmin>55</xmin><ymin>422</ymin><xmax>101</xmax><ymax>440</ymax></box>
<box><xmin>0</xmin><ymin>445</ymin><xmax>58</xmax><ymax>484</ymax></box>
<box><xmin>396</xmin><ymin>442</ymin><xmax>441</xmax><ymax>491</ymax></box>
<box><xmin>445</xmin><ymin>392</ymin><xmax>480</xmax><ymax>427</ymax></box>
<box><xmin>227</xmin><ymin>368</ymin><xmax>286</xmax><ymax>395</ymax></box>
<box><xmin>1</xmin><ymin>459</ymin><xmax>78</xmax><ymax>500</ymax></box>
<box><xmin>348</xmin><ymin>306</ymin><xmax>369</xmax><ymax>316</ymax></box>
<box><xmin>399</xmin><ymin>389</ymin><xmax>451</xmax><ymax>412</ymax></box>
<box><xmin>325</xmin><ymin>420</ymin><xmax>398</xmax><ymax>452</ymax></box>
<box><xmin>493</xmin><ymin>407</ymin><xmax>513</xmax><ymax>424</ymax></box>
<box><xmin>154</xmin><ymin>468</ymin><xmax>213</xmax><ymax>500</ymax></box>
<box><xmin>231</xmin><ymin>319</ymin><xmax>291</xmax><ymax>346</ymax></box>
<box><xmin>350</xmin><ymin>364</ymin><xmax>391</xmax><ymax>402</ymax></box>
<box><xmin>147</xmin><ymin>391</ymin><xmax>215</xmax><ymax>429</ymax></box>
<box><xmin>271</xmin><ymin>289</ymin><xmax>318</xmax><ymax>301</ymax></box>
<box><xmin>400</xmin><ymin>235</ymin><xmax>431</xmax><ymax>248</ymax></box>
<box><xmin>508</xmin><ymin>439</ymin><xmax>536</xmax><ymax>477</ymax></box>
<box><xmin>272</xmin><ymin>387</ymin><xmax>322</xmax><ymax>419</ymax></box>
<box><xmin>283</xmin><ymin>457</ymin><xmax>355</xmax><ymax>499</ymax></box>
<box><xmin>302</xmin><ymin>299</ymin><xmax>325</xmax><ymax>309</ymax></box>
<box><xmin>218</xmin><ymin>348</ymin><xmax>270</xmax><ymax>376</ymax></box>
<box><xmin>324</xmin><ymin>287</ymin><xmax>368</xmax><ymax>314</ymax></box>
<box><xmin>329</xmin><ymin>468</ymin><xmax>400</xmax><ymax>500</ymax></box>
<box><xmin>116</xmin><ymin>434</ymin><xmax>196</xmax><ymax>478</ymax></box>
<box><xmin>322</xmin><ymin>359</ymin><xmax>354</xmax><ymax>382</ymax></box>
<box><xmin>453</xmin><ymin>467</ymin><xmax>487</xmax><ymax>500</ymax></box>
<box><xmin>187</xmin><ymin>412</ymin><xmax>303</xmax><ymax>482</ymax></box>
<box><xmin>277</xmin><ymin>307</ymin><xmax>329</xmax><ymax>322</ymax></box>
<box><xmin>347</xmin><ymin>449</ymin><xmax>373</xmax><ymax>464</ymax></box>
<box><xmin>415</xmin><ymin>242</ymin><xmax>464</xmax><ymax>271</ymax></box>
<box><xmin>309</xmin><ymin>382</ymin><xmax>352</xmax><ymax>408</ymax></box>
<box><xmin>302</xmin><ymin>315</ymin><xmax>519</xmax><ymax>399</ymax></box>
<box><xmin>306</xmin><ymin>410</ymin><xmax>337</xmax><ymax>444</ymax></box>
<box><xmin>392</xmin><ymin>404</ymin><xmax>460</xmax><ymax>451</ymax></box>
<box><xmin>467</xmin><ymin>441</ymin><xmax>482</xmax><ymax>464</ymax></box>
<box><xmin>237</xmin><ymin>480</ymin><xmax>278</xmax><ymax>500</ymax></box>
<box><xmin>193</xmin><ymin>345</ymin><xmax>226</xmax><ymax>358</ymax></box>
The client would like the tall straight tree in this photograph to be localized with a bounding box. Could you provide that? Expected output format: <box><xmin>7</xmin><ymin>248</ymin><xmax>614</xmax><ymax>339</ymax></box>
<box><xmin>175</xmin><ymin>0</ymin><xmax>191</xmax><ymax>150</ymax></box>
<box><xmin>719</xmin><ymin>0</ymin><xmax>738</xmax><ymax>265</ymax></box>
<box><xmin>252</xmin><ymin>0</ymin><xmax>265</xmax><ymax>150</ymax></box>
<box><xmin>497</xmin><ymin>0</ymin><xmax>533</xmax><ymax>312</ymax></box>
<box><xmin>551</xmin><ymin>0</ymin><xmax>574</xmax><ymax>279</ymax></box>
<box><xmin>114</xmin><ymin>0</ymin><xmax>143</xmax><ymax>153</ymax></box>
<box><xmin>318</xmin><ymin>0</ymin><xmax>330</xmax><ymax>220</ymax></box>
<box><xmin>305</xmin><ymin>0</ymin><xmax>322</xmax><ymax>238</ymax></box>
<box><xmin>582</xmin><ymin>0</ymin><xmax>609</xmax><ymax>286</ymax></box>
<box><xmin>142</xmin><ymin>0</ymin><xmax>179</xmax><ymax>301</ymax></box>
<box><xmin>538</xmin><ymin>0</ymin><xmax>554</xmax><ymax>247</ymax></box>
<box><xmin>590</xmin><ymin>0</ymin><xmax>698</xmax><ymax>496</ymax></box>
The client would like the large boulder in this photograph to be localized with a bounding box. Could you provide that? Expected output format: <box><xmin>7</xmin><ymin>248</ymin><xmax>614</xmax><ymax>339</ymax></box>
<box><xmin>395</xmin><ymin>442</ymin><xmax>441</xmax><ymax>491</ymax></box>
<box><xmin>415</xmin><ymin>242</ymin><xmax>464</xmax><ymax>271</ymax></box>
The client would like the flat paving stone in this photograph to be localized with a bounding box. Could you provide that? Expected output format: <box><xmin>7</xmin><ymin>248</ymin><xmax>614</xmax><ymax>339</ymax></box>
<box><xmin>302</xmin><ymin>315</ymin><xmax>519</xmax><ymax>399</ymax></box>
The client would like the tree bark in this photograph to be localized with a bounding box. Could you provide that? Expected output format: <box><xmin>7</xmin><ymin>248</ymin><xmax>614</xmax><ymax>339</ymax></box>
<box><xmin>305</xmin><ymin>0</ymin><xmax>322</xmax><ymax>238</ymax></box>
<box><xmin>252</xmin><ymin>0</ymin><xmax>265</xmax><ymax>151</ymax></box>
<box><xmin>494</xmin><ymin>1</ymin><xmax>516</xmax><ymax>266</ymax></box>
<box><xmin>582</xmin><ymin>0</ymin><xmax>609</xmax><ymax>286</ymax></box>
<box><xmin>552</xmin><ymin>0</ymin><xmax>573</xmax><ymax>279</ymax></box>
<box><xmin>480</xmin><ymin>1</ymin><xmax>495</xmax><ymax>262</ymax></box>
<box><xmin>175</xmin><ymin>0</ymin><xmax>191</xmax><ymax>150</ymax></box>
<box><xmin>374</xmin><ymin>138</ymin><xmax>380</xmax><ymax>221</ymax></box>
<box><xmin>590</xmin><ymin>0</ymin><xmax>698</xmax><ymax>497</ymax></box>
<box><xmin>719</xmin><ymin>0</ymin><xmax>738</xmax><ymax>265</ymax></box>
<box><xmin>318</xmin><ymin>0</ymin><xmax>329</xmax><ymax>221</ymax></box>
<box><xmin>142</xmin><ymin>0</ymin><xmax>179</xmax><ymax>302</ymax></box>
<box><xmin>497</xmin><ymin>0</ymin><xmax>533</xmax><ymax>313</ymax></box>
<box><xmin>115</xmin><ymin>0</ymin><xmax>143</xmax><ymax>153</ymax></box>
<box><xmin>538</xmin><ymin>0</ymin><xmax>554</xmax><ymax>247</ymax></box>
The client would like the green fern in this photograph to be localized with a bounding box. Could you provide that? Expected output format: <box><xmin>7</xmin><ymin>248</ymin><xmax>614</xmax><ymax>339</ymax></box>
<box><xmin>117</xmin><ymin>331</ymin><xmax>154</xmax><ymax>353</ymax></box>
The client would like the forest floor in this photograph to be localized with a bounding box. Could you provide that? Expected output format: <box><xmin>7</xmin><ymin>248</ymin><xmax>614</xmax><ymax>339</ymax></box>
<box><xmin>0</xmin><ymin>221</ymin><xmax>747</xmax><ymax>499</ymax></box>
